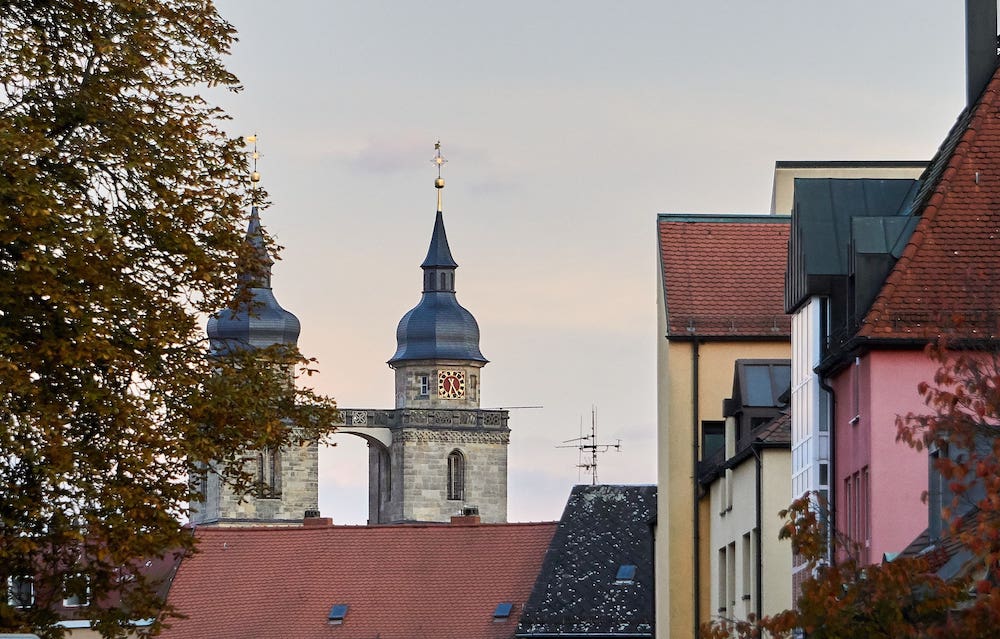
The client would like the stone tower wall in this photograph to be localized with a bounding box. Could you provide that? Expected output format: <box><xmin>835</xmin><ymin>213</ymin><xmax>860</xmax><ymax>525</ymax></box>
<box><xmin>396</xmin><ymin>428</ymin><xmax>508</xmax><ymax>523</ymax></box>
<box><xmin>394</xmin><ymin>361</ymin><xmax>486</xmax><ymax>410</ymax></box>
<box><xmin>190</xmin><ymin>437</ymin><xmax>318</xmax><ymax>525</ymax></box>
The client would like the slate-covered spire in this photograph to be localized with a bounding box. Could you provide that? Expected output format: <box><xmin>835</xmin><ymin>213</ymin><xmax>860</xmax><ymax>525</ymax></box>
<box><xmin>241</xmin><ymin>206</ymin><xmax>274</xmax><ymax>288</ymax></box>
<box><xmin>422</xmin><ymin>140</ymin><xmax>458</xmax><ymax>273</ymax></box>
<box><xmin>388</xmin><ymin>143</ymin><xmax>486</xmax><ymax>365</ymax></box>
<box><xmin>421</xmin><ymin>211</ymin><xmax>458</xmax><ymax>270</ymax></box>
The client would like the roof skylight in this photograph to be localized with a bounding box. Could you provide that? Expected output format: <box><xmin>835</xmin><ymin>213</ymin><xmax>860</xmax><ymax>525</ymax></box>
<box><xmin>615</xmin><ymin>564</ymin><xmax>637</xmax><ymax>583</ymax></box>
<box><xmin>493</xmin><ymin>602</ymin><xmax>514</xmax><ymax>620</ymax></box>
<box><xmin>328</xmin><ymin>604</ymin><xmax>349</xmax><ymax>624</ymax></box>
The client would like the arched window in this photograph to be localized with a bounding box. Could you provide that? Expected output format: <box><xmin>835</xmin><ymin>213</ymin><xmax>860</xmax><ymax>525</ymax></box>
<box><xmin>447</xmin><ymin>449</ymin><xmax>465</xmax><ymax>501</ymax></box>
<box><xmin>257</xmin><ymin>447</ymin><xmax>282</xmax><ymax>497</ymax></box>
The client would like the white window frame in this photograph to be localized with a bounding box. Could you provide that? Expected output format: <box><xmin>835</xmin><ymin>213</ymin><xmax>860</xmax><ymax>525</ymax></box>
<box><xmin>7</xmin><ymin>575</ymin><xmax>33</xmax><ymax>608</ymax></box>
<box><xmin>62</xmin><ymin>574</ymin><xmax>90</xmax><ymax>608</ymax></box>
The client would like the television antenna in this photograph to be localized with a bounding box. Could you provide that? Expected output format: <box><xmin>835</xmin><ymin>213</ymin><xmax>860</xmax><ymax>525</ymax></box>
<box><xmin>556</xmin><ymin>406</ymin><xmax>621</xmax><ymax>485</ymax></box>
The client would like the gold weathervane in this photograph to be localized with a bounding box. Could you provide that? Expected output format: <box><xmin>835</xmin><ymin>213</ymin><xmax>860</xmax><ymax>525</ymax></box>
<box><xmin>246</xmin><ymin>133</ymin><xmax>261</xmax><ymax>205</ymax></box>
<box><xmin>431</xmin><ymin>141</ymin><xmax>447</xmax><ymax>213</ymax></box>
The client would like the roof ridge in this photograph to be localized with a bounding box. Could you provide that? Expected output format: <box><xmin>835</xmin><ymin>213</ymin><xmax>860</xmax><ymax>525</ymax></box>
<box><xmin>657</xmin><ymin>213</ymin><xmax>791</xmax><ymax>223</ymax></box>
<box><xmin>194</xmin><ymin>520</ymin><xmax>560</xmax><ymax>534</ymax></box>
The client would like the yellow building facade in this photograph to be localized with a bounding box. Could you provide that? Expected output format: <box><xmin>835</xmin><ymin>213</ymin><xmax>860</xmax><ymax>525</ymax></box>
<box><xmin>655</xmin><ymin>214</ymin><xmax>791</xmax><ymax>639</ymax></box>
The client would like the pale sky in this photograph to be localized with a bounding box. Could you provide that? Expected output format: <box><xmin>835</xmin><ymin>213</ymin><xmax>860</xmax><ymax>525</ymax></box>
<box><xmin>210</xmin><ymin>1</ymin><xmax>968</xmax><ymax>524</ymax></box>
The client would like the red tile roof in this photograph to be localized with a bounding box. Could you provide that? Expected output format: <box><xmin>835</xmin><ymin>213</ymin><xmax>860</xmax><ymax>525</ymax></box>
<box><xmin>658</xmin><ymin>215</ymin><xmax>791</xmax><ymax>338</ymax></box>
<box><xmin>159</xmin><ymin>521</ymin><xmax>557</xmax><ymax>639</ymax></box>
<box><xmin>861</xmin><ymin>70</ymin><xmax>1000</xmax><ymax>339</ymax></box>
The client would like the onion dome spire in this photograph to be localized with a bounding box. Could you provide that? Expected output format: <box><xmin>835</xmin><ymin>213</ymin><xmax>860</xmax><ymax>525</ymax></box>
<box><xmin>241</xmin><ymin>206</ymin><xmax>273</xmax><ymax>288</ymax></box>
<box><xmin>207</xmin><ymin>135</ymin><xmax>300</xmax><ymax>352</ymax></box>
<box><xmin>388</xmin><ymin>142</ymin><xmax>486</xmax><ymax>365</ymax></box>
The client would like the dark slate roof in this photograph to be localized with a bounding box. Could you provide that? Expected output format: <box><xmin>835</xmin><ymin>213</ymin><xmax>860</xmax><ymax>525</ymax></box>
<box><xmin>755</xmin><ymin>411</ymin><xmax>791</xmax><ymax>446</ymax></box>
<box><xmin>702</xmin><ymin>407</ymin><xmax>790</xmax><ymax>485</ymax></box>
<box><xmin>390</xmin><ymin>211</ymin><xmax>486</xmax><ymax>365</ymax></box>
<box><xmin>658</xmin><ymin>214</ymin><xmax>791</xmax><ymax>338</ymax></box>
<box><xmin>517</xmin><ymin>485</ymin><xmax>656</xmax><ymax>638</ymax></box>
<box><xmin>161</xmin><ymin>521</ymin><xmax>557</xmax><ymax>639</ymax></box>
<box><xmin>244</xmin><ymin>206</ymin><xmax>274</xmax><ymax>285</ymax></box>
<box><xmin>389</xmin><ymin>293</ymin><xmax>486</xmax><ymax>364</ymax></box>
<box><xmin>206</xmin><ymin>208</ymin><xmax>300</xmax><ymax>351</ymax></box>
<box><xmin>784</xmin><ymin>178</ymin><xmax>919</xmax><ymax>313</ymax></box>
<box><xmin>860</xmin><ymin>66</ymin><xmax>1000</xmax><ymax>339</ymax></box>
<box><xmin>422</xmin><ymin>210</ymin><xmax>459</xmax><ymax>268</ymax></box>
<box><xmin>894</xmin><ymin>509</ymin><xmax>999</xmax><ymax>583</ymax></box>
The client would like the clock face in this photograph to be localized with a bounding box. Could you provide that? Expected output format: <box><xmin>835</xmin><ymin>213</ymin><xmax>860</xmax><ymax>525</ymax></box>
<box><xmin>438</xmin><ymin>370</ymin><xmax>466</xmax><ymax>399</ymax></box>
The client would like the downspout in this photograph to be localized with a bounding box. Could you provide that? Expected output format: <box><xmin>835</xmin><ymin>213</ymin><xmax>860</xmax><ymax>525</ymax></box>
<box><xmin>752</xmin><ymin>445</ymin><xmax>763</xmax><ymax>621</ymax></box>
<box><xmin>691</xmin><ymin>338</ymin><xmax>701</xmax><ymax>638</ymax></box>
<box><xmin>819</xmin><ymin>377</ymin><xmax>836</xmax><ymax>558</ymax></box>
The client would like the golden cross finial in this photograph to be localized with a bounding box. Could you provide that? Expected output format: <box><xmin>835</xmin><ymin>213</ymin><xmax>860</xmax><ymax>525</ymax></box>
<box><xmin>245</xmin><ymin>133</ymin><xmax>261</xmax><ymax>205</ymax></box>
<box><xmin>431</xmin><ymin>141</ymin><xmax>447</xmax><ymax>212</ymax></box>
<box><xmin>432</xmin><ymin>140</ymin><xmax>447</xmax><ymax>178</ymax></box>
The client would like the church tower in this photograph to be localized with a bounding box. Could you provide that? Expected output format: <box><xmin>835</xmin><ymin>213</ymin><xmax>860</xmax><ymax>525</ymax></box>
<box><xmin>369</xmin><ymin>143</ymin><xmax>509</xmax><ymax>523</ymax></box>
<box><xmin>191</xmin><ymin>183</ymin><xmax>319</xmax><ymax>526</ymax></box>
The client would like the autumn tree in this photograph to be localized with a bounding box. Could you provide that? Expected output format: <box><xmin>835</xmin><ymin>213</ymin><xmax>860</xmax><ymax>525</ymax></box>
<box><xmin>0</xmin><ymin>2</ymin><xmax>336</xmax><ymax>637</ymax></box>
<box><xmin>700</xmin><ymin>493</ymin><xmax>968</xmax><ymax>639</ymax></box>
<box><xmin>895</xmin><ymin>340</ymin><xmax>1000</xmax><ymax>636</ymax></box>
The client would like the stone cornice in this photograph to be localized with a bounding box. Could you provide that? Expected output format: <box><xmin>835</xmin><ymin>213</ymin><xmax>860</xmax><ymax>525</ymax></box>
<box><xmin>397</xmin><ymin>428</ymin><xmax>511</xmax><ymax>445</ymax></box>
<box><xmin>336</xmin><ymin>407</ymin><xmax>508</xmax><ymax>430</ymax></box>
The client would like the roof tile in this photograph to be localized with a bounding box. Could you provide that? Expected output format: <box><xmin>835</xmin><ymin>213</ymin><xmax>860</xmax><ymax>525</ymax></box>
<box><xmin>861</xmin><ymin>69</ymin><xmax>1000</xmax><ymax>339</ymax></box>
<box><xmin>658</xmin><ymin>215</ymin><xmax>791</xmax><ymax>338</ymax></box>
<box><xmin>160</xmin><ymin>522</ymin><xmax>556</xmax><ymax>639</ymax></box>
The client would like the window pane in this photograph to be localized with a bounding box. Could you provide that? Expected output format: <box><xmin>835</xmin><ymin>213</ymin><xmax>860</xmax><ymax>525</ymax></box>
<box><xmin>774</xmin><ymin>365</ymin><xmax>791</xmax><ymax>400</ymax></box>
<box><xmin>744</xmin><ymin>366</ymin><xmax>773</xmax><ymax>406</ymax></box>
<box><xmin>702</xmin><ymin>421</ymin><xmax>725</xmax><ymax>459</ymax></box>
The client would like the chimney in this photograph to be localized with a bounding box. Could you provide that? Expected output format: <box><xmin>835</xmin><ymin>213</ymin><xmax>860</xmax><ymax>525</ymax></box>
<box><xmin>450</xmin><ymin>505</ymin><xmax>481</xmax><ymax>525</ymax></box>
<box><xmin>966</xmin><ymin>0</ymin><xmax>999</xmax><ymax>105</ymax></box>
<box><xmin>303</xmin><ymin>509</ymin><xmax>333</xmax><ymax>527</ymax></box>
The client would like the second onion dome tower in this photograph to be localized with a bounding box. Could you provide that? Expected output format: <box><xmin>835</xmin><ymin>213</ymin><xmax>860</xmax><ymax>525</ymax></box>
<box><xmin>375</xmin><ymin>142</ymin><xmax>509</xmax><ymax>523</ymax></box>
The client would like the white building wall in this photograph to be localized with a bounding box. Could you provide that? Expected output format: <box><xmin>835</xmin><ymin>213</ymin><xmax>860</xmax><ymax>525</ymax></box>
<box><xmin>709</xmin><ymin>458</ymin><xmax>758</xmax><ymax>623</ymax></box>
<box><xmin>707</xmin><ymin>416</ymin><xmax>792</xmax><ymax>624</ymax></box>
<box><xmin>790</xmin><ymin>299</ymin><xmax>829</xmax><ymax>500</ymax></box>
<box><xmin>790</xmin><ymin>297</ymin><xmax>830</xmax><ymax>589</ymax></box>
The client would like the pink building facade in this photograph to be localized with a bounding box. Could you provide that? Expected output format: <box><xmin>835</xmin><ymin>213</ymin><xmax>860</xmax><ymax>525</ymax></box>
<box><xmin>830</xmin><ymin>350</ymin><xmax>936</xmax><ymax>564</ymax></box>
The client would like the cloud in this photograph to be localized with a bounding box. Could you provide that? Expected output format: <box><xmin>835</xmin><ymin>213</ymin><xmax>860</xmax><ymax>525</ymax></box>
<box><xmin>350</xmin><ymin>136</ymin><xmax>430</xmax><ymax>175</ymax></box>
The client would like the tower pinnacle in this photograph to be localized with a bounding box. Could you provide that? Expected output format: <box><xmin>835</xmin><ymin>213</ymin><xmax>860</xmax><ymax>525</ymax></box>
<box><xmin>246</xmin><ymin>133</ymin><xmax>262</xmax><ymax>206</ymax></box>
<box><xmin>388</xmin><ymin>141</ymin><xmax>484</xmax><ymax>366</ymax></box>
<box><xmin>432</xmin><ymin>140</ymin><xmax>447</xmax><ymax>213</ymax></box>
